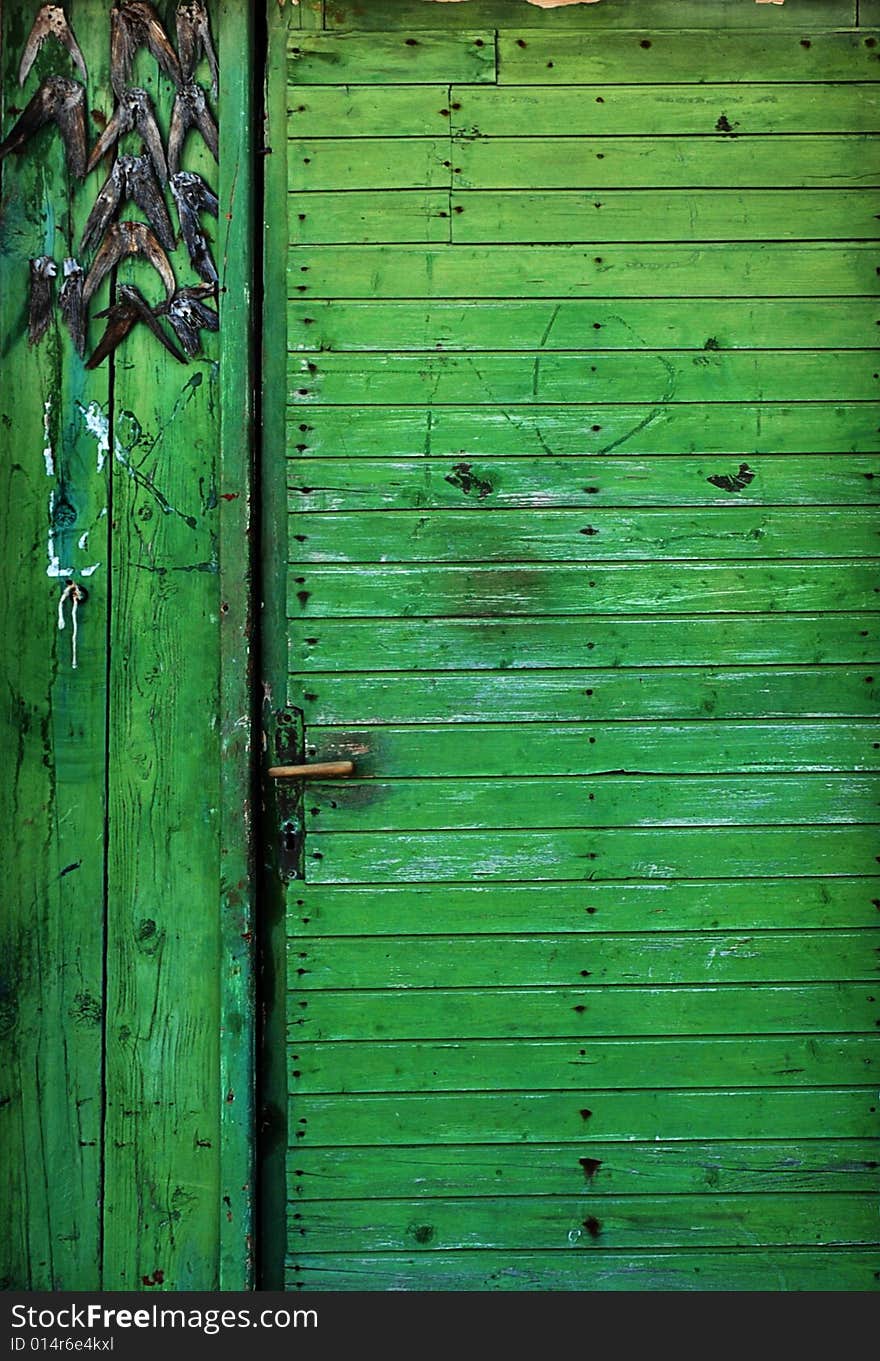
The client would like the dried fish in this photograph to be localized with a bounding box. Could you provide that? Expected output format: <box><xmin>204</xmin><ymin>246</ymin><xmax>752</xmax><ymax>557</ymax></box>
<box><xmin>170</xmin><ymin>171</ymin><xmax>218</xmax><ymax>283</ymax></box>
<box><xmin>86</xmin><ymin>87</ymin><xmax>167</xmax><ymax>184</ymax></box>
<box><xmin>176</xmin><ymin>2</ymin><xmax>219</xmax><ymax>98</ymax></box>
<box><xmin>86</xmin><ymin>283</ymin><xmax>186</xmax><ymax>368</ymax></box>
<box><xmin>28</xmin><ymin>256</ymin><xmax>57</xmax><ymax>346</ymax></box>
<box><xmin>19</xmin><ymin>4</ymin><xmax>88</xmax><ymax>85</ymax></box>
<box><xmin>168</xmin><ymin>81</ymin><xmax>218</xmax><ymax>175</ymax></box>
<box><xmin>82</xmin><ymin>153</ymin><xmax>175</xmax><ymax>254</ymax></box>
<box><xmin>0</xmin><ymin>76</ymin><xmax>87</xmax><ymax>179</ymax></box>
<box><xmin>110</xmin><ymin>0</ymin><xmax>181</xmax><ymax>97</ymax></box>
<box><xmin>59</xmin><ymin>258</ymin><xmax>86</xmax><ymax>356</ymax></box>
<box><xmin>83</xmin><ymin>220</ymin><xmax>176</xmax><ymax>304</ymax></box>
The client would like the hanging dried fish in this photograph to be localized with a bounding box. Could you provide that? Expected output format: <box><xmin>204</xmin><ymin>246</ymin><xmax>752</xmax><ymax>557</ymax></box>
<box><xmin>28</xmin><ymin>256</ymin><xmax>57</xmax><ymax>346</ymax></box>
<box><xmin>160</xmin><ymin>283</ymin><xmax>218</xmax><ymax>357</ymax></box>
<box><xmin>170</xmin><ymin>171</ymin><xmax>218</xmax><ymax>284</ymax></box>
<box><xmin>82</xmin><ymin>153</ymin><xmax>175</xmax><ymax>253</ymax></box>
<box><xmin>0</xmin><ymin>76</ymin><xmax>87</xmax><ymax>179</ymax></box>
<box><xmin>168</xmin><ymin>82</ymin><xmax>218</xmax><ymax>175</ymax></box>
<box><xmin>83</xmin><ymin>220</ymin><xmax>176</xmax><ymax>304</ymax></box>
<box><xmin>19</xmin><ymin>4</ymin><xmax>88</xmax><ymax>85</ymax></box>
<box><xmin>176</xmin><ymin>2</ymin><xmax>219</xmax><ymax>99</ymax></box>
<box><xmin>59</xmin><ymin>258</ymin><xmax>86</xmax><ymax>356</ymax></box>
<box><xmin>110</xmin><ymin>0</ymin><xmax>182</xmax><ymax>97</ymax></box>
<box><xmin>86</xmin><ymin>283</ymin><xmax>187</xmax><ymax>368</ymax></box>
<box><xmin>86</xmin><ymin>87</ymin><xmax>167</xmax><ymax>184</ymax></box>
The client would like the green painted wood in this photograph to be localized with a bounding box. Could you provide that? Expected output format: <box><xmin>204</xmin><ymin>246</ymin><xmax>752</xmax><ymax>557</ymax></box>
<box><xmin>303</xmin><ymin>721</ymin><xmax>880</xmax><ymax>775</ymax></box>
<box><xmin>284</xmin><ymin>1085</ymin><xmax>878</xmax><ymax>1134</ymax></box>
<box><xmin>289</xmin><ymin>929</ymin><xmax>879</xmax><ymax>987</ymax></box>
<box><xmin>302</xmin><ymin>825</ymin><xmax>879</xmax><ymax>883</ymax></box>
<box><xmin>263</xmin><ymin>0</ymin><xmax>300</xmax><ymax>1293</ymax></box>
<box><xmin>283</xmin><ymin>8</ymin><xmax>879</xmax><ymax>1292</ymax></box>
<box><xmin>496</xmin><ymin>30</ymin><xmax>880</xmax><ymax>85</ymax></box>
<box><xmin>285</xmin><ymin>879</ymin><xmax>880</xmax><ymax>935</ymax></box>
<box><xmin>291</xmin><ymin>667</ymin><xmax>880</xmax><ymax>725</ymax></box>
<box><xmin>102</xmin><ymin>33</ymin><xmax>221</xmax><ymax>1291</ymax></box>
<box><xmin>290</xmin><ymin>187</ymin><xmax>879</xmax><ymax>244</ymax></box>
<box><xmin>291</xmin><ymin>616</ymin><xmax>880</xmax><ymax>670</ymax></box>
<box><xmin>290</xmin><ymin>243</ymin><xmax>879</xmax><ymax>297</ymax></box>
<box><xmin>0</xmin><ymin>0</ymin><xmax>112</xmax><ymax>1290</ymax></box>
<box><xmin>289</xmin><ymin>1038</ymin><xmax>880</xmax><ymax>1095</ymax></box>
<box><xmin>289</xmin><ymin>350</ymin><xmax>880</xmax><ymax>404</ymax></box>
<box><xmin>218</xmin><ymin>0</ymin><xmax>257</xmax><ymax>1290</ymax></box>
<box><xmin>285</xmin><ymin>1249</ymin><xmax>880</xmax><ymax>1292</ymax></box>
<box><xmin>290</xmin><ymin>82</ymin><xmax>880</xmax><ymax>138</ymax></box>
<box><xmin>288</xmin><ymin>30</ymin><xmax>497</xmax><ymax>83</ymax></box>
<box><xmin>289</xmin><ymin>1192</ymin><xmax>879</xmax><ymax>1252</ymax></box>
<box><xmin>289</xmin><ymin>996</ymin><xmax>880</xmax><ymax>1045</ymax></box>
<box><xmin>288</xmin><ymin>403</ymin><xmax>880</xmax><ymax>456</ymax></box>
<box><xmin>446</xmin><ymin>189</ymin><xmax>879</xmax><ymax>245</ymax></box>
<box><xmin>290</xmin><ymin>135</ymin><xmax>880</xmax><ymax>191</ymax></box>
<box><xmin>323</xmin><ymin>1</ymin><xmax>859</xmax><ymax>32</ymax></box>
<box><xmin>288</xmin><ymin>564</ymin><xmax>880</xmax><ymax>616</ymax></box>
<box><xmin>296</xmin><ymin>774</ymin><xmax>880</xmax><ymax>831</ymax></box>
<box><xmin>287</xmin><ymin>507</ymin><xmax>880</xmax><ymax>561</ymax></box>
<box><xmin>288</xmin><ymin>299</ymin><xmax>880</xmax><ymax>352</ymax></box>
<box><xmin>286</xmin><ymin>456</ymin><xmax>880</xmax><ymax>508</ymax></box>
<box><xmin>449</xmin><ymin>83</ymin><xmax>880</xmax><ymax>137</ymax></box>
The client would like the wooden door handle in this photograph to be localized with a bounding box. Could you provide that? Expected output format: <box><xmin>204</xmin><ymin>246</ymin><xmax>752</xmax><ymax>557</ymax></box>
<box><xmin>268</xmin><ymin>761</ymin><xmax>355</xmax><ymax>778</ymax></box>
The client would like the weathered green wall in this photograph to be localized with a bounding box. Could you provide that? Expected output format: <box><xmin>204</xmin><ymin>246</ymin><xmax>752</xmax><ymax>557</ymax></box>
<box><xmin>0</xmin><ymin>0</ymin><xmax>254</xmax><ymax>1291</ymax></box>
<box><xmin>280</xmin><ymin>0</ymin><xmax>880</xmax><ymax>1289</ymax></box>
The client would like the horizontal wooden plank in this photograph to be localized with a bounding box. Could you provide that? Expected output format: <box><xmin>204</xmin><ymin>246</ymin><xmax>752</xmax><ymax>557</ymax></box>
<box><xmin>291</xmin><ymin>666</ymin><xmax>880</xmax><ymax>726</ymax></box>
<box><xmin>288</xmin><ymin>565</ymin><xmax>880</xmax><ymax>618</ymax></box>
<box><xmin>289</xmin><ymin>930</ymin><xmax>879</xmax><ymax>989</ymax></box>
<box><xmin>451</xmin><ymin>84</ymin><xmax>880</xmax><ymax>138</ymax></box>
<box><xmin>289</xmin><ymin>137</ymin><xmax>451</xmax><ymax>190</ymax></box>
<box><xmin>288</xmin><ymin>1192</ymin><xmax>878</xmax><ymax>1252</ymax></box>
<box><xmin>446</xmin><ymin>190</ymin><xmax>880</xmax><ymax>245</ymax></box>
<box><xmin>288</xmin><ymin>83</ymin><xmax>880</xmax><ymax>140</ymax></box>
<box><xmin>291</xmin><ymin>611</ymin><xmax>880</xmax><ymax>672</ymax></box>
<box><xmin>322</xmin><ymin>2</ymin><xmax>859</xmax><ymax>33</ymax></box>
<box><xmin>496</xmin><ymin>31</ymin><xmax>880</xmax><ymax>85</ymax></box>
<box><xmin>287</xmin><ymin>1138</ymin><xmax>880</xmax><ymax>1199</ymax></box>
<box><xmin>302</xmin><ymin>825</ymin><xmax>879</xmax><ymax>883</ymax></box>
<box><xmin>290</xmin><ymin>188</ymin><xmax>880</xmax><ymax>245</ymax></box>
<box><xmin>288</xmin><ymin>351</ymin><xmax>880</xmax><ymax>405</ymax></box>
<box><xmin>288</xmin><ymin>85</ymin><xmax>449</xmax><ymax>137</ymax></box>
<box><xmin>286</xmin><ymin>457</ymin><xmax>880</xmax><ymax>510</ymax></box>
<box><xmin>288</xmin><ymin>31</ymin><xmax>496</xmax><ymax>84</ymax></box>
<box><xmin>291</xmin><ymin>190</ymin><xmax>451</xmax><ymax>243</ymax></box>
<box><xmin>288</xmin><ymin>300</ymin><xmax>880</xmax><ymax>352</ymax></box>
<box><xmin>290</xmin><ymin>135</ymin><xmax>880</xmax><ymax>192</ymax></box>
<box><xmin>287</xmin><ymin>402</ymin><xmax>880</xmax><ymax>456</ymax></box>
<box><xmin>285</xmin><ymin>879</ymin><xmax>880</xmax><ymax>936</ymax></box>
<box><xmin>284</xmin><ymin>1084</ymin><xmax>878</xmax><ymax>1135</ymax></box>
<box><xmin>288</xmin><ymin>507</ymin><xmax>880</xmax><ymax>562</ymax></box>
<box><xmin>303</xmin><ymin>721</ymin><xmax>880</xmax><ymax>776</ymax></box>
<box><xmin>289</xmin><ymin>1036</ymin><xmax>880</xmax><ymax>1095</ymax></box>
<box><xmin>454</xmin><ymin>136</ymin><xmax>880</xmax><ymax>191</ymax></box>
<box><xmin>297</xmin><ymin>774</ymin><xmax>880</xmax><ymax>832</ymax></box>
<box><xmin>285</xmin><ymin>1248</ymin><xmax>880</xmax><ymax>1292</ymax></box>
<box><xmin>289</xmin><ymin>244</ymin><xmax>880</xmax><ymax>298</ymax></box>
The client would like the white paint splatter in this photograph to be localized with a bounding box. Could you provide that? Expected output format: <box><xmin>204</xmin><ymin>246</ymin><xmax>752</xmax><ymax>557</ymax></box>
<box><xmin>42</xmin><ymin>398</ymin><xmax>54</xmax><ymax>477</ymax></box>
<box><xmin>46</xmin><ymin>492</ymin><xmax>73</xmax><ymax>579</ymax></box>
<box><xmin>77</xmin><ymin>531</ymin><xmax>89</xmax><ymax>551</ymax></box>
<box><xmin>77</xmin><ymin>400</ymin><xmax>110</xmax><ymax>472</ymax></box>
<box><xmin>80</xmin><ymin>563</ymin><xmax>100</xmax><ymax>577</ymax></box>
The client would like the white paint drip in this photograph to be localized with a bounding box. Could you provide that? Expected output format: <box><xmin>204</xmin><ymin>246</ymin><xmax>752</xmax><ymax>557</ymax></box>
<box><xmin>57</xmin><ymin>581</ymin><xmax>85</xmax><ymax>670</ymax></box>
<box><xmin>42</xmin><ymin>398</ymin><xmax>55</xmax><ymax>477</ymax></box>
<box><xmin>77</xmin><ymin>400</ymin><xmax>110</xmax><ymax>473</ymax></box>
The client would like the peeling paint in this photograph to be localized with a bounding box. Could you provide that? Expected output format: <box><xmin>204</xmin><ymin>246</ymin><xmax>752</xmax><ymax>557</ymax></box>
<box><xmin>42</xmin><ymin>399</ymin><xmax>54</xmax><ymax>477</ymax></box>
<box><xmin>77</xmin><ymin>400</ymin><xmax>110</xmax><ymax>473</ymax></box>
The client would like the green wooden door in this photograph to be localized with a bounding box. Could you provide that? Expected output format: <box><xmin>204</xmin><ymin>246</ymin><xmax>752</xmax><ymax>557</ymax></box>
<box><xmin>271</xmin><ymin>0</ymin><xmax>880</xmax><ymax>1292</ymax></box>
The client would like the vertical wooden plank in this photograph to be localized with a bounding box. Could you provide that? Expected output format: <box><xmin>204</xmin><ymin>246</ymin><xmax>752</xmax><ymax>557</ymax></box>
<box><xmin>261</xmin><ymin>0</ymin><xmax>297</xmax><ymax>1292</ymax></box>
<box><xmin>101</xmin><ymin>16</ymin><xmax>221</xmax><ymax>1290</ymax></box>
<box><xmin>217</xmin><ymin>0</ymin><xmax>257</xmax><ymax>1291</ymax></box>
<box><xmin>0</xmin><ymin>0</ymin><xmax>111</xmax><ymax>1290</ymax></box>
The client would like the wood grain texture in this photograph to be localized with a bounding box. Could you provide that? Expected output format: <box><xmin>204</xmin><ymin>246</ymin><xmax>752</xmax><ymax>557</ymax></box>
<box><xmin>288</xmin><ymin>299</ymin><xmax>880</xmax><ymax>351</ymax></box>
<box><xmin>289</xmin><ymin>82</ymin><xmax>880</xmax><ymax>137</ymax></box>
<box><xmin>283</xmin><ymin>6</ymin><xmax>880</xmax><ymax>1291</ymax></box>
<box><xmin>288</xmin><ymin>30</ymin><xmax>497</xmax><ymax>84</ymax></box>
<box><xmin>101</xmin><ymin>33</ymin><xmax>221</xmax><ymax>1291</ymax></box>
<box><xmin>0</xmin><ymin>0</ymin><xmax>111</xmax><ymax>1290</ymax></box>
<box><xmin>285</xmin><ymin>1249</ymin><xmax>880</xmax><ymax>1292</ymax></box>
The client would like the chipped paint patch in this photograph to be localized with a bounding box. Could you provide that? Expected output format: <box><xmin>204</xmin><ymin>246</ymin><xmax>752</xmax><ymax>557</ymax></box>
<box><xmin>77</xmin><ymin>400</ymin><xmax>110</xmax><ymax>473</ymax></box>
<box><xmin>42</xmin><ymin>399</ymin><xmax>55</xmax><ymax>477</ymax></box>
